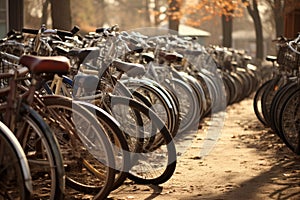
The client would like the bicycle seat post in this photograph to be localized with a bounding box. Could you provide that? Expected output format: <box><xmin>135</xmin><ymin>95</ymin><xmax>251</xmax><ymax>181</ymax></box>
<box><xmin>265</xmin><ymin>55</ymin><xmax>277</xmax><ymax>78</ymax></box>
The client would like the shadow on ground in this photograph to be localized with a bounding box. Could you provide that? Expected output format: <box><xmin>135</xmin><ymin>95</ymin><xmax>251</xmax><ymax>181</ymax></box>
<box><xmin>186</xmin><ymin>117</ymin><xmax>300</xmax><ymax>200</ymax></box>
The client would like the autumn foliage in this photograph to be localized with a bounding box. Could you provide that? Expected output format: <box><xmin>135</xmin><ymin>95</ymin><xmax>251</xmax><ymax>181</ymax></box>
<box><xmin>167</xmin><ymin>0</ymin><xmax>249</xmax><ymax>27</ymax></box>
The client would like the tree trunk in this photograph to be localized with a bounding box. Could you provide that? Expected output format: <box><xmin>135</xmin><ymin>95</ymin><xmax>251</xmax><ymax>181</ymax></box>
<box><xmin>95</xmin><ymin>0</ymin><xmax>108</xmax><ymax>27</ymax></box>
<box><xmin>168</xmin><ymin>0</ymin><xmax>181</xmax><ymax>32</ymax></box>
<box><xmin>243</xmin><ymin>0</ymin><xmax>264</xmax><ymax>65</ymax></box>
<box><xmin>253</xmin><ymin>11</ymin><xmax>264</xmax><ymax>62</ymax></box>
<box><xmin>222</xmin><ymin>15</ymin><xmax>233</xmax><ymax>47</ymax></box>
<box><xmin>50</xmin><ymin>0</ymin><xmax>72</xmax><ymax>30</ymax></box>
<box><xmin>8</xmin><ymin>0</ymin><xmax>24</xmax><ymax>30</ymax></box>
<box><xmin>154</xmin><ymin>0</ymin><xmax>160</xmax><ymax>26</ymax></box>
<box><xmin>41</xmin><ymin>0</ymin><xmax>50</xmax><ymax>25</ymax></box>
<box><xmin>144</xmin><ymin>0</ymin><xmax>151</xmax><ymax>26</ymax></box>
<box><xmin>274</xmin><ymin>0</ymin><xmax>284</xmax><ymax>37</ymax></box>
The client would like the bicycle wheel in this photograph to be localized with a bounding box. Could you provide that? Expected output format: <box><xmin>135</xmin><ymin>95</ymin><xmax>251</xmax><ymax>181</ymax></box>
<box><xmin>0</xmin><ymin>121</ymin><xmax>33</xmax><ymax>200</ymax></box>
<box><xmin>261</xmin><ymin>76</ymin><xmax>283</xmax><ymax>126</ymax></box>
<box><xmin>253</xmin><ymin>79</ymin><xmax>272</xmax><ymax>126</ymax></box>
<box><xmin>175</xmin><ymin>71</ymin><xmax>206</xmax><ymax>122</ymax></box>
<box><xmin>221</xmin><ymin>72</ymin><xmax>234</xmax><ymax>105</ymax></box>
<box><xmin>222</xmin><ymin>72</ymin><xmax>238</xmax><ymax>105</ymax></box>
<box><xmin>1</xmin><ymin>104</ymin><xmax>65</xmax><ymax>200</ymax></box>
<box><xmin>202</xmin><ymin>71</ymin><xmax>226</xmax><ymax>113</ymax></box>
<box><xmin>194</xmin><ymin>72</ymin><xmax>213</xmax><ymax>115</ymax></box>
<box><xmin>109</xmin><ymin>95</ymin><xmax>177</xmax><ymax>184</ymax></box>
<box><xmin>229</xmin><ymin>72</ymin><xmax>245</xmax><ymax>103</ymax></box>
<box><xmin>75</xmin><ymin>100</ymin><xmax>130</xmax><ymax>190</ymax></box>
<box><xmin>279</xmin><ymin>87</ymin><xmax>300</xmax><ymax>154</ymax></box>
<box><xmin>122</xmin><ymin>78</ymin><xmax>180</xmax><ymax>137</ymax></box>
<box><xmin>166</xmin><ymin>78</ymin><xmax>200</xmax><ymax>133</ymax></box>
<box><xmin>35</xmin><ymin>95</ymin><xmax>115</xmax><ymax>199</ymax></box>
<box><xmin>269</xmin><ymin>80</ymin><xmax>297</xmax><ymax>136</ymax></box>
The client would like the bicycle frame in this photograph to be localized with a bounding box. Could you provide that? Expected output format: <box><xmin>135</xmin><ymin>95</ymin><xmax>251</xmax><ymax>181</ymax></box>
<box><xmin>44</xmin><ymin>74</ymin><xmax>73</xmax><ymax>97</ymax></box>
<box><xmin>0</xmin><ymin>52</ymin><xmax>36</xmax><ymax>132</ymax></box>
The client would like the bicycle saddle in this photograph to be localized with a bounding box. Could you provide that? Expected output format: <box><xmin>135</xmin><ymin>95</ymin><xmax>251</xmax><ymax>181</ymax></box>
<box><xmin>141</xmin><ymin>52</ymin><xmax>155</xmax><ymax>63</ymax></box>
<box><xmin>159</xmin><ymin>51</ymin><xmax>183</xmax><ymax>62</ymax></box>
<box><xmin>19</xmin><ymin>55</ymin><xmax>70</xmax><ymax>74</ymax></box>
<box><xmin>266</xmin><ymin>55</ymin><xmax>277</xmax><ymax>62</ymax></box>
<box><xmin>112</xmin><ymin>60</ymin><xmax>145</xmax><ymax>77</ymax></box>
<box><xmin>68</xmin><ymin>47</ymin><xmax>100</xmax><ymax>64</ymax></box>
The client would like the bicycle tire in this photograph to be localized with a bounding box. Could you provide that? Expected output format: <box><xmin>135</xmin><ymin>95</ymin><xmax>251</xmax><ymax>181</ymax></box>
<box><xmin>261</xmin><ymin>76</ymin><xmax>282</xmax><ymax>126</ymax></box>
<box><xmin>279</xmin><ymin>87</ymin><xmax>300</xmax><ymax>154</ymax></box>
<box><xmin>109</xmin><ymin>95</ymin><xmax>177</xmax><ymax>184</ymax></box>
<box><xmin>203</xmin><ymin>71</ymin><xmax>226</xmax><ymax>112</ymax></box>
<box><xmin>1</xmin><ymin>103</ymin><xmax>65</xmax><ymax>200</ymax></box>
<box><xmin>166</xmin><ymin>78</ymin><xmax>200</xmax><ymax>133</ymax></box>
<box><xmin>223</xmin><ymin>72</ymin><xmax>238</xmax><ymax>105</ymax></box>
<box><xmin>221</xmin><ymin>73</ymin><xmax>234</xmax><ymax>105</ymax></box>
<box><xmin>269</xmin><ymin>80</ymin><xmax>297</xmax><ymax>136</ymax></box>
<box><xmin>253</xmin><ymin>79</ymin><xmax>272</xmax><ymax>126</ymax></box>
<box><xmin>122</xmin><ymin>78</ymin><xmax>179</xmax><ymax>137</ymax></box>
<box><xmin>75</xmin><ymin>100</ymin><xmax>130</xmax><ymax>190</ymax></box>
<box><xmin>0</xmin><ymin>121</ymin><xmax>33</xmax><ymax>200</ymax></box>
<box><xmin>177</xmin><ymin>71</ymin><xmax>206</xmax><ymax>121</ymax></box>
<box><xmin>35</xmin><ymin>95</ymin><xmax>115</xmax><ymax>199</ymax></box>
<box><xmin>229</xmin><ymin>72</ymin><xmax>244</xmax><ymax>102</ymax></box>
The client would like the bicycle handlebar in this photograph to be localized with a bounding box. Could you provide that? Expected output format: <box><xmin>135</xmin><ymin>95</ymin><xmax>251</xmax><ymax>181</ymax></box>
<box><xmin>22</xmin><ymin>27</ymin><xmax>75</xmax><ymax>38</ymax></box>
<box><xmin>95</xmin><ymin>24</ymin><xmax>119</xmax><ymax>34</ymax></box>
<box><xmin>287</xmin><ymin>33</ymin><xmax>300</xmax><ymax>55</ymax></box>
<box><xmin>0</xmin><ymin>51</ymin><xmax>20</xmax><ymax>62</ymax></box>
<box><xmin>0</xmin><ymin>52</ymin><xmax>28</xmax><ymax>77</ymax></box>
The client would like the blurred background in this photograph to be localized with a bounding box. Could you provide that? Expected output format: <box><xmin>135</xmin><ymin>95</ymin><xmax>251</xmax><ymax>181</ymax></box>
<box><xmin>0</xmin><ymin>0</ymin><xmax>299</xmax><ymax>65</ymax></box>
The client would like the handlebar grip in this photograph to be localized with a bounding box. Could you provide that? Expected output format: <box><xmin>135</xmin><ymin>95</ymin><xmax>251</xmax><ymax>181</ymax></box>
<box><xmin>6</xmin><ymin>29</ymin><xmax>18</xmax><ymax>37</ymax></box>
<box><xmin>22</xmin><ymin>28</ymin><xmax>39</xmax><ymax>35</ymax></box>
<box><xmin>95</xmin><ymin>27</ymin><xmax>105</xmax><ymax>33</ymax></box>
<box><xmin>96</xmin><ymin>24</ymin><xmax>119</xmax><ymax>34</ymax></box>
<box><xmin>110</xmin><ymin>24</ymin><xmax>119</xmax><ymax>32</ymax></box>
<box><xmin>56</xmin><ymin>29</ymin><xmax>74</xmax><ymax>37</ymax></box>
<box><xmin>70</xmin><ymin>25</ymin><xmax>80</xmax><ymax>35</ymax></box>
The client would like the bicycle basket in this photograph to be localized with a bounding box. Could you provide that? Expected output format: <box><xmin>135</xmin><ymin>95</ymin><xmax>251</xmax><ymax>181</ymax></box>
<box><xmin>0</xmin><ymin>57</ymin><xmax>11</xmax><ymax>89</ymax></box>
<box><xmin>0</xmin><ymin>52</ymin><xmax>20</xmax><ymax>89</ymax></box>
<box><xmin>277</xmin><ymin>43</ymin><xmax>300</xmax><ymax>69</ymax></box>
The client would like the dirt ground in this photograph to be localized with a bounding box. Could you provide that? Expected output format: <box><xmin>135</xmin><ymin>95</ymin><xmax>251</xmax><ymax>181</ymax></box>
<box><xmin>108</xmin><ymin>97</ymin><xmax>300</xmax><ymax>200</ymax></box>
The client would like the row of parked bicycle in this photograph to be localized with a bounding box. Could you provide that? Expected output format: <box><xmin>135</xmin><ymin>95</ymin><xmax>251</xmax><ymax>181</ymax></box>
<box><xmin>0</xmin><ymin>25</ymin><xmax>262</xmax><ymax>199</ymax></box>
<box><xmin>253</xmin><ymin>33</ymin><xmax>300</xmax><ymax>155</ymax></box>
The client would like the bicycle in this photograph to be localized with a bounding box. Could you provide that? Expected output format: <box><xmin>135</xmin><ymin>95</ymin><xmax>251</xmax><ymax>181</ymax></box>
<box><xmin>253</xmin><ymin>34</ymin><xmax>300</xmax><ymax>154</ymax></box>
<box><xmin>0</xmin><ymin>51</ymin><xmax>117</xmax><ymax>199</ymax></box>
<box><xmin>15</xmin><ymin>26</ymin><xmax>178</xmax><ymax>185</ymax></box>
<box><xmin>39</xmin><ymin>56</ymin><xmax>178</xmax><ymax>185</ymax></box>
<box><xmin>0</xmin><ymin>52</ymin><xmax>65</xmax><ymax>200</ymax></box>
